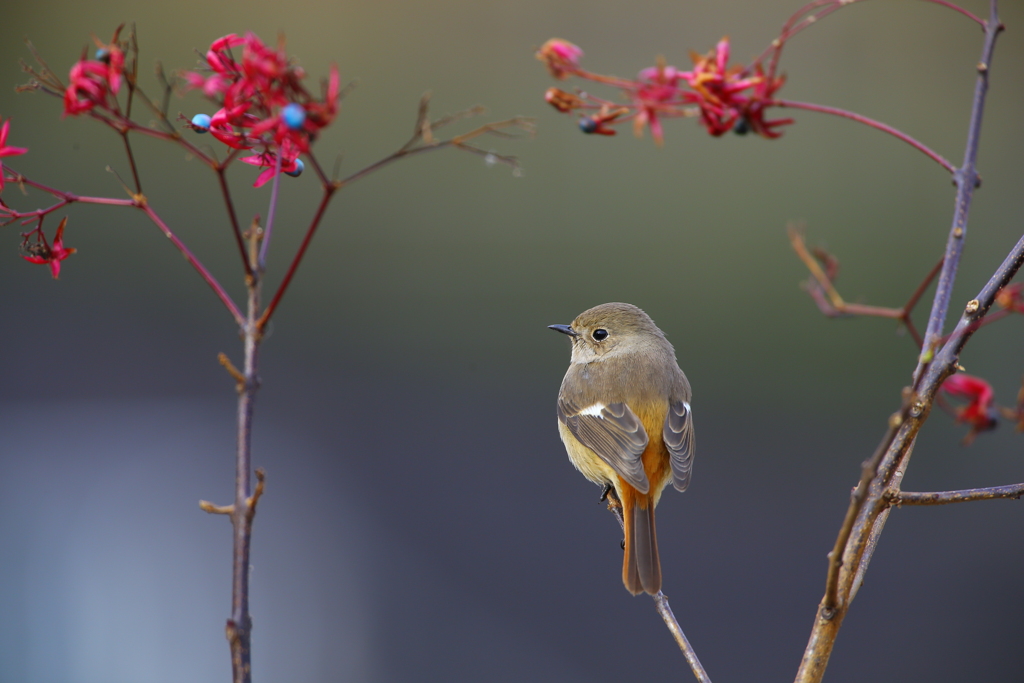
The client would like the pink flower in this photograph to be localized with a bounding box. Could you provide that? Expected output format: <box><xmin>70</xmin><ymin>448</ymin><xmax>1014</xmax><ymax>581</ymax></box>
<box><xmin>21</xmin><ymin>217</ymin><xmax>76</xmax><ymax>279</ymax></box>
<box><xmin>240</xmin><ymin>139</ymin><xmax>302</xmax><ymax>187</ymax></box>
<box><xmin>207</xmin><ymin>102</ymin><xmax>258</xmax><ymax>149</ymax></box>
<box><xmin>181</xmin><ymin>33</ymin><xmax>341</xmax><ymax>160</ymax></box>
<box><xmin>539</xmin><ymin>36</ymin><xmax>793</xmax><ymax>144</ymax></box>
<box><xmin>64</xmin><ymin>58</ymin><xmax>112</xmax><ymax>116</ymax></box>
<box><xmin>91</xmin><ymin>25</ymin><xmax>126</xmax><ymax>95</ymax></box>
<box><xmin>677</xmin><ymin>38</ymin><xmax>790</xmax><ymax>138</ymax></box>
<box><xmin>537</xmin><ymin>39</ymin><xmax>583</xmax><ymax>80</ymax></box>
<box><xmin>942</xmin><ymin>373</ymin><xmax>998</xmax><ymax>444</ymax></box>
<box><xmin>0</xmin><ymin>118</ymin><xmax>28</xmax><ymax>192</ymax></box>
<box><xmin>63</xmin><ymin>27</ymin><xmax>127</xmax><ymax>117</ymax></box>
<box><xmin>632</xmin><ymin>60</ymin><xmax>690</xmax><ymax>145</ymax></box>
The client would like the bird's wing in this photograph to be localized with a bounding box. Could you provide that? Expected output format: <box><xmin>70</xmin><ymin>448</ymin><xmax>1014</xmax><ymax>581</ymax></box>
<box><xmin>663</xmin><ymin>399</ymin><xmax>695</xmax><ymax>492</ymax></box>
<box><xmin>557</xmin><ymin>398</ymin><xmax>650</xmax><ymax>493</ymax></box>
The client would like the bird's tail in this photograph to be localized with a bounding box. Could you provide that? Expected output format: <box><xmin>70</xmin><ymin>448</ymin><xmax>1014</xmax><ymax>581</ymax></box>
<box><xmin>621</xmin><ymin>487</ymin><xmax>662</xmax><ymax>596</ymax></box>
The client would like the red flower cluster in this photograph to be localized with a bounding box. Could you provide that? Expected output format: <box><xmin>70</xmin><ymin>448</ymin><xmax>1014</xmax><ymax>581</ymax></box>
<box><xmin>941</xmin><ymin>373</ymin><xmax>998</xmax><ymax>444</ymax></box>
<box><xmin>995</xmin><ymin>282</ymin><xmax>1024</xmax><ymax>313</ymax></box>
<box><xmin>0</xmin><ymin>118</ymin><xmax>28</xmax><ymax>192</ymax></box>
<box><xmin>538</xmin><ymin>37</ymin><xmax>792</xmax><ymax>144</ymax></box>
<box><xmin>183</xmin><ymin>33</ymin><xmax>340</xmax><ymax>186</ymax></box>
<box><xmin>675</xmin><ymin>38</ymin><xmax>790</xmax><ymax>138</ymax></box>
<box><xmin>20</xmin><ymin>216</ymin><xmax>76</xmax><ymax>279</ymax></box>
<box><xmin>63</xmin><ymin>27</ymin><xmax>126</xmax><ymax>117</ymax></box>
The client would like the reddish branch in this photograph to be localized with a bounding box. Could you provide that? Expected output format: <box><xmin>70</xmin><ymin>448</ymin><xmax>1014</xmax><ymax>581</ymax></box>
<box><xmin>789</xmin><ymin>226</ymin><xmax>943</xmax><ymax>348</ymax></box>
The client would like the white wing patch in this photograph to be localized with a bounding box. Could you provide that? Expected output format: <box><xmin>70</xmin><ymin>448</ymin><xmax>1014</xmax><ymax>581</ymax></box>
<box><xmin>579</xmin><ymin>403</ymin><xmax>607</xmax><ymax>418</ymax></box>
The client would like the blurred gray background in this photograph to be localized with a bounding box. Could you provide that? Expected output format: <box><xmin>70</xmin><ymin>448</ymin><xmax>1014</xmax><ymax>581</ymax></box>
<box><xmin>2</xmin><ymin>0</ymin><xmax>1023</xmax><ymax>681</ymax></box>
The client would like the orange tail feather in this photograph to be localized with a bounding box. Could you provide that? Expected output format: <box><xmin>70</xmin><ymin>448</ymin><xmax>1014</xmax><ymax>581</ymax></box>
<box><xmin>621</xmin><ymin>486</ymin><xmax>662</xmax><ymax>596</ymax></box>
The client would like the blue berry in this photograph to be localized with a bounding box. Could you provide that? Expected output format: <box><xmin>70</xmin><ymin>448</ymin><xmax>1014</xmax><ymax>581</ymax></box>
<box><xmin>191</xmin><ymin>113</ymin><xmax>212</xmax><ymax>133</ymax></box>
<box><xmin>281</xmin><ymin>103</ymin><xmax>306</xmax><ymax>131</ymax></box>
<box><xmin>578</xmin><ymin>117</ymin><xmax>599</xmax><ymax>134</ymax></box>
<box><xmin>95</xmin><ymin>48</ymin><xmax>111</xmax><ymax>63</ymax></box>
<box><xmin>285</xmin><ymin>159</ymin><xmax>304</xmax><ymax>177</ymax></box>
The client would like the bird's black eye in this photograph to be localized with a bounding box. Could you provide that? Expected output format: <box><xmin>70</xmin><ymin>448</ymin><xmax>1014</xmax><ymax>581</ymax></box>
<box><xmin>592</xmin><ymin>328</ymin><xmax>608</xmax><ymax>341</ymax></box>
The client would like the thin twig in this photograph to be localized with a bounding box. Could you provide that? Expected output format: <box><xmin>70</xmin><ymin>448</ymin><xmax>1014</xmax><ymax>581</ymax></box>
<box><xmin>790</xmin><ymin>226</ymin><xmax>943</xmax><ymax>348</ymax></box>
<box><xmin>256</xmin><ymin>187</ymin><xmax>335</xmax><ymax>331</ymax></box>
<box><xmin>891</xmin><ymin>483</ymin><xmax>1024</xmax><ymax>506</ymax></box>
<box><xmin>138</xmin><ymin>202</ymin><xmax>246</xmax><ymax>326</ymax></box>
<box><xmin>120</xmin><ymin>133</ymin><xmax>143</xmax><ymax>194</ymax></box>
<box><xmin>218</xmin><ymin>352</ymin><xmax>246</xmax><ymax>390</ymax></box>
<box><xmin>256</xmin><ymin>115</ymin><xmax>532</xmax><ymax>331</ymax></box>
<box><xmin>772</xmin><ymin>99</ymin><xmax>956</xmax><ymax>174</ymax></box>
<box><xmin>653</xmin><ymin>592</ymin><xmax>711</xmax><ymax>683</ymax></box>
<box><xmin>914</xmin><ymin>9</ymin><xmax>1003</xmax><ymax>380</ymax></box>
<box><xmin>216</xmin><ymin>166</ymin><xmax>254</xmax><ymax>280</ymax></box>
<box><xmin>257</xmin><ymin>151</ymin><xmax>283</xmax><ymax>270</ymax></box>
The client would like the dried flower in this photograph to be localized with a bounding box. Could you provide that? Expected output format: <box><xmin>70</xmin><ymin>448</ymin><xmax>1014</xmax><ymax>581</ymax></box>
<box><xmin>20</xmin><ymin>217</ymin><xmax>76</xmax><ymax>279</ymax></box>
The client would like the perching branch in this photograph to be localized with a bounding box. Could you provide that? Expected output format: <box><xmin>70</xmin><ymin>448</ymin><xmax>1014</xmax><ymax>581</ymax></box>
<box><xmin>603</xmin><ymin>490</ymin><xmax>711</xmax><ymax>682</ymax></box>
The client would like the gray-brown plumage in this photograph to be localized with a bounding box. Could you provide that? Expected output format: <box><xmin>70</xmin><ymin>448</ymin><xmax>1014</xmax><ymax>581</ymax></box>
<box><xmin>550</xmin><ymin>302</ymin><xmax>694</xmax><ymax>595</ymax></box>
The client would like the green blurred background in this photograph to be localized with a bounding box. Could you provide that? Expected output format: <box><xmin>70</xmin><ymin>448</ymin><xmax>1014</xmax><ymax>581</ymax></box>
<box><xmin>2</xmin><ymin>0</ymin><xmax>1023</xmax><ymax>681</ymax></box>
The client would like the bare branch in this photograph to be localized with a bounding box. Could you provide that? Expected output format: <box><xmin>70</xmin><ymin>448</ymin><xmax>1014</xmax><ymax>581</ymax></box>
<box><xmin>795</xmin><ymin>6</ymin><xmax>1006</xmax><ymax>681</ymax></box>
<box><xmin>890</xmin><ymin>484</ymin><xmax>1024</xmax><ymax>506</ymax></box>
<box><xmin>654</xmin><ymin>592</ymin><xmax>711</xmax><ymax>683</ymax></box>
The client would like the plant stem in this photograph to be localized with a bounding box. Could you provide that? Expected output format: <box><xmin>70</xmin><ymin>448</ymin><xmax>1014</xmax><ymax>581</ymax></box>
<box><xmin>217</xmin><ymin>166</ymin><xmax>254</xmax><ymax>280</ymax></box>
<box><xmin>138</xmin><ymin>203</ymin><xmax>245</xmax><ymax>326</ymax></box>
<box><xmin>915</xmin><ymin>7</ymin><xmax>1003</xmax><ymax>378</ymax></box>
<box><xmin>257</xmin><ymin>151</ymin><xmax>283</xmax><ymax>270</ymax></box>
<box><xmin>256</xmin><ymin>186</ymin><xmax>334</xmax><ymax>331</ymax></box>
<box><xmin>771</xmin><ymin>99</ymin><xmax>956</xmax><ymax>174</ymax></box>
<box><xmin>227</xmin><ymin>281</ymin><xmax>262</xmax><ymax>683</ymax></box>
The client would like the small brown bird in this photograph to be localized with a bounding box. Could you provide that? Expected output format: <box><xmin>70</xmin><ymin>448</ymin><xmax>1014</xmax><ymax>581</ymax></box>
<box><xmin>549</xmin><ymin>302</ymin><xmax>694</xmax><ymax>596</ymax></box>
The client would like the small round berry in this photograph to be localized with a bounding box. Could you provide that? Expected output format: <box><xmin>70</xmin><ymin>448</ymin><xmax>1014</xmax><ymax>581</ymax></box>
<box><xmin>95</xmin><ymin>48</ymin><xmax>111</xmax><ymax>63</ymax></box>
<box><xmin>733</xmin><ymin>117</ymin><xmax>750</xmax><ymax>136</ymax></box>
<box><xmin>282</xmin><ymin>103</ymin><xmax>306</xmax><ymax>131</ymax></box>
<box><xmin>191</xmin><ymin>113</ymin><xmax>212</xmax><ymax>133</ymax></box>
<box><xmin>284</xmin><ymin>159</ymin><xmax>304</xmax><ymax>178</ymax></box>
<box><xmin>578</xmin><ymin>117</ymin><xmax>599</xmax><ymax>134</ymax></box>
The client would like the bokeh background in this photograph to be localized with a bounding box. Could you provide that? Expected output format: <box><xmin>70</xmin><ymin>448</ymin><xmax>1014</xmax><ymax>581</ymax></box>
<box><xmin>2</xmin><ymin>0</ymin><xmax>1023</xmax><ymax>681</ymax></box>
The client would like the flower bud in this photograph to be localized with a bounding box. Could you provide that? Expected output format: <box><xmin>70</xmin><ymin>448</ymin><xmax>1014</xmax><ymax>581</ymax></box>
<box><xmin>537</xmin><ymin>39</ymin><xmax>583</xmax><ymax>80</ymax></box>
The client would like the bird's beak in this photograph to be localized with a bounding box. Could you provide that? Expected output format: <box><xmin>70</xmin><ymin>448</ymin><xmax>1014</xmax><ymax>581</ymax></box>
<box><xmin>548</xmin><ymin>324</ymin><xmax>577</xmax><ymax>337</ymax></box>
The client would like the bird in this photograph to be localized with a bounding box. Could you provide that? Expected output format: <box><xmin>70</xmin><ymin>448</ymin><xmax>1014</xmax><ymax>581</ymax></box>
<box><xmin>549</xmin><ymin>302</ymin><xmax>694</xmax><ymax>596</ymax></box>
